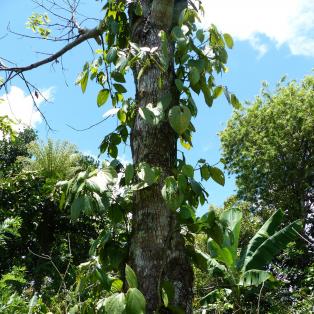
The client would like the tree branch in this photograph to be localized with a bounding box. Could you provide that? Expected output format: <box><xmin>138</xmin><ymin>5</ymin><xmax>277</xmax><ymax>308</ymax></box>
<box><xmin>0</xmin><ymin>25</ymin><xmax>103</xmax><ymax>81</ymax></box>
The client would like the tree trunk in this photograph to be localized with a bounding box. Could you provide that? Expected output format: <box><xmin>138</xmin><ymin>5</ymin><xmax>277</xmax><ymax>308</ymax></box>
<box><xmin>129</xmin><ymin>1</ymin><xmax>193</xmax><ymax>313</ymax></box>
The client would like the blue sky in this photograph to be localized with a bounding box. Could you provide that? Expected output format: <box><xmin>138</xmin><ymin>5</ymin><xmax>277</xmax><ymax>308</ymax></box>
<box><xmin>0</xmin><ymin>0</ymin><xmax>313</xmax><ymax>214</ymax></box>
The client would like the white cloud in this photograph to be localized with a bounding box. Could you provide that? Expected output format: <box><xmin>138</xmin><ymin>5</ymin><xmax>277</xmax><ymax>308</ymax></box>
<box><xmin>202</xmin><ymin>0</ymin><xmax>314</xmax><ymax>57</ymax></box>
<box><xmin>0</xmin><ymin>86</ymin><xmax>53</xmax><ymax>133</ymax></box>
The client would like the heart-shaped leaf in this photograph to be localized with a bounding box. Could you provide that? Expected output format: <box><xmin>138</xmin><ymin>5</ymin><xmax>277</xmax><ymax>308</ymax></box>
<box><xmin>168</xmin><ymin>106</ymin><xmax>191</xmax><ymax>135</ymax></box>
<box><xmin>161</xmin><ymin>176</ymin><xmax>184</xmax><ymax>211</ymax></box>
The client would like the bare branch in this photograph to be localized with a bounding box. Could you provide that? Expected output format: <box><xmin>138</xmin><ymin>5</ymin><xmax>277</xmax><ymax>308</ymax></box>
<box><xmin>66</xmin><ymin>115</ymin><xmax>110</xmax><ymax>132</ymax></box>
<box><xmin>19</xmin><ymin>72</ymin><xmax>55</xmax><ymax>131</ymax></box>
<box><xmin>0</xmin><ymin>25</ymin><xmax>104</xmax><ymax>87</ymax></box>
<box><xmin>7</xmin><ymin>23</ymin><xmax>78</xmax><ymax>42</ymax></box>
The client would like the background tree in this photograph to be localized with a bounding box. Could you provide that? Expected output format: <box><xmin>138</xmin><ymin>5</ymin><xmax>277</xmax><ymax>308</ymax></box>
<box><xmin>0</xmin><ymin>128</ymin><xmax>37</xmax><ymax>177</ymax></box>
<box><xmin>220</xmin><ymin>75</ymin><xmax>314</xmax><ymax>313</ymax></box>
<box><xmin>23</xmin><ymin>139</ymin><xmax>81</xmax><ymax>180</ymax></box>
<box><xmin>220</xmin><ymin>76</ymin><xmax>314</xmax><ymax>231</ymax></box>
<box><xmin>0</xmin><ymin>135</ymin><xmax>104</xmax><ymax>295</ymax></box>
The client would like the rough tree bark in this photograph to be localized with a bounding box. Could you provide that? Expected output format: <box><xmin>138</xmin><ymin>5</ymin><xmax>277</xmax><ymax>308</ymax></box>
<box><xmin>129</xmin><ymin>0</ymin><xmax>193</xmax><ymax>313</ymax></box>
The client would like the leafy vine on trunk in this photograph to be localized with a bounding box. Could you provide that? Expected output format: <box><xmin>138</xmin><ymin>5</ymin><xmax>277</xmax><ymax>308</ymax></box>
<box><xmin>0</xmin><ymin>0</ymin><xmax>238</xmax><ymax>312</ymax></box>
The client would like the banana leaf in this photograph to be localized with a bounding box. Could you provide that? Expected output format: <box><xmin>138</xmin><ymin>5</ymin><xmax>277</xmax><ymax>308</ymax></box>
<box><xmin>239</xmin><ymin>269</ymin><xmax>272</xmax><ymax>287</ymax></box>
<box><xmin>243</xmin><ymin>219</ymin><xmax>302</xmax><ymax>271</ymax></box>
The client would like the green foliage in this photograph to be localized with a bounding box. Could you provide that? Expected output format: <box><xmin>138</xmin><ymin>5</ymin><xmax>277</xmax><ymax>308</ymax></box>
<box><xmin>0</xmin><ymin>115</ymin><xmax>16</xmax><ymax>142</ymax></box>
<box><xmin>221</xmin><ymin>75</ymin><xmax>314</xmax><ymax>219</ymax></box>
<box><xmin>23</xmin><ymin>139</ymin><xmax>81</xmax><ymax>181</ymax></box>
<box><xmin>26</xmin><ymin>13</ymin><xmax>51</xmax><ymax>38</ymax></box>
<box><xmin>0</xmin><ymin>217</ymin><xmax>21</xmax><ymax>247</ymax></box>
<box><xmin>0</xmin><ymin>128</ymin><xmax>36</xmax><ymax>177</ymax></box>
<box><xmin>197</xmin><ymin>208</ymin><xmax>301</xmax><ymax>310</ymax></box>
<box><xmin>0</xmin><ymin>132</ymin><xmax>107</xmax><ymax>305</ymax></box>
<box><xmin>0</xmin><ymin>266</ymin><xmax>48</xmax><ymax>314</ymax></box>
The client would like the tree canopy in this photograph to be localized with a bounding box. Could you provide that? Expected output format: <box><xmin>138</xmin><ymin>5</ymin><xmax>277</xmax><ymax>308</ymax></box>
<box><xmin>221</xmin><ymin>76</ymin><xmax>314</xmax><ymax>222</ymax></box>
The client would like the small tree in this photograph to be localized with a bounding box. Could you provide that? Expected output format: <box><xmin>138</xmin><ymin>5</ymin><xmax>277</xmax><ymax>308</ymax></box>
<box><xmin>198</xmin><ymin>208</ymin><xmax>301</xmax><ymax>312</ymax></box>
<box><xmin>24</xmin><ymin>139</ymin><xmax>81</xmax><ymax>180</ymax></box>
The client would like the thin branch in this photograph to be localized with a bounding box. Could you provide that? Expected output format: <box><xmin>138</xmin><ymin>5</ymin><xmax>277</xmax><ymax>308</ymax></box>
<box><xmin>33</xmin><ymin>0</ymin><xmax>72</xmax><ymax>22</ymax></box>
<box><xmin>7</xmin><ymin>25</ymin><xmax>78</xmax><ymax>42</ymax></box>
<box><xmin>19</xmin><ymin>72</ymin><xmax>54</xmax><ymax>131</ymax></box>
<box><xmin>0</xmin><ymin>25</ymin><xmax>103</xmax><ymax>79</ymax></box>
<box><xmin>28</xmin><ymin>247</ymin><xmax>66</xmax><ymax>291</ymax></box>
<box><xmin>66</xmin><ymin>115</ymin><xmax>110</xmax><ymax>131</ymax></box>
<box><xmin>0</xmin><ymin>33</ymin><xmax>8</xmax><ymax>40</ymax></box>
<box><xmin>293</xmin><ymin>228</ymin><xmax>314</xmax><ymax>247</ymax></box>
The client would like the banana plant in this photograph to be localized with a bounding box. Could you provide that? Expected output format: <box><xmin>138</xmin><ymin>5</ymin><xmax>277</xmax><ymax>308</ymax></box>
<box><xmin>198</xmin><ymin>208</ymin><xmax>302</xmax><ymax>305</ymax></box>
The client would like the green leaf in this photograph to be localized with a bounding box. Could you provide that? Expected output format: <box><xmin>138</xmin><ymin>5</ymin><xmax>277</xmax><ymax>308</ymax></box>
<box><xmin>125</xmin><ymin>164</ymin><xmax>134</xmax><ymax>185</ymax></box>
<box><xmin>200</xmin><ymin>288</ymin><xmax>231</xmax><ymax>306</ymax></box>
<box><xmin>239</xmin><ymin>270</ymin><xmax>272</xmax><ymax>287</ymax></box>
<box><xmin>135</xmin><ymin>2</ymin><xmax>143</xmax><ymax>16</ymax></box>
<box><xmin>125</xmin><ymin>264</ymin><xmax>138</xmax><ymax>288</ymax></box>
<box><xmin>28</xmin><ymin>293</ymin><xmax>38</xmax><ymax>314</ymax></box>
<box><xmin>116</xmin><ymin>54</ymin><xmax>128</xmax><ymax>71</ymax></box>
<box><xmin>209</xmin><ymin>167</ymin><xmax>225</xmax><ymax>186</ymax></box>
<box><xmin>221</xmin><ymin>209</ymin><xmax>242</xmax><ymax>260</ymax></box>
<box><xmin>190</xmin><ymin>179</ymin><xmax>203</xmax><ymax>198</ymax></box>
<box><xmin>95</xmin><ymin>268</ymin><xmax>114</xmax><ymax>290</ymax></box>
<box><xmin>97</xmin><ymin>89</ymin><xmax>110</xmax><ymax>107</ymax></box>
<box><xmin>213</xmin><ymin>86</ymin><xmax>224</xmax><ymax>99</ymax></box>
<box><xmin>208</xmin><ymin>239</ymin><xmax>234</xmax><ymax>267</ymax></box>
<box><xmin>100</xmin><ymin>293</ymin><xmax>126</xmax><ymax>314</ymax></box>
<box><xmin>160</xmin><ymin>93</ymin><xmax>172</xmax><ymax>109</ymax></box>
<box><xmin>139</xmin><ymin>102</ymin><xmax>164</xmax><ymax>126</ymax></box>
<box><xmin>180</xmin><ymin>136</ymin><xmax>192</xmax><ymax>150</ymax></box>
<box><xmin>230</xmin><ymin>93</ymin><xmax>241</xmax><ymax>109</ymax></box>
<box><xmin>171</xmin><ymin>26</ymin><xmax>185</xmax><ymax>40</ymax></box>
<box><xmin>189</xmin><ymin>66</ymin><xmax>200</xmax><ymax>86</ymax></box>
<box><xmin>161</xmin><ymin>176</ymin><xmax>184</xmax><ymax>211</ymax></box>
<box><xmin>70</xmin><ymin>196</ymin><xmax>84</xmax><ymax>220</ymax></box>
<box><xmin>178</xmin><ymin>205</ymin><xmax>195</xmax><ymax>222</ymax></box>
<box><xmin>114</xmin><ymin>83</ymin><xmax>127</xmax><ymax>93</ymax></box>
<box><xmin>106</xmin><ymin>47</ymin><xmax>118</xmax><ymax>63</ymax></box>
<box><xmin>175</xmin><ymin>79</ymin><xmax>184</xmax><ymax>92</ymax></box>
<box><xmin>243</xmin><ymin>219</ymin><xmax>302</xmax><ymax>271</ymax></box>
<box><xmin>168</xmin><ymin>106</ymin><xmax>191</xmax><ymax>135</ymax></box>
<box><xmin>126</xmin><ymin>288</ymin><xmax>146</xmax><ymax>314</ymax></box>
<box><xmin>202</xmin><ymin>83</ymin><xmax>213</xmax><ymax>107</ymax></box>
<box><xmin>109</xmin><ymin>145</ymin><xmax>118</xmax><ymax>158</ymax></box>
<box><xmin>200</xmin><ymin>165</ymin><xmax>210</xmax><ymax>181</ymax></box>
<box><xmin>182</xmin><ymin>164</ymin><xmax>194</xmax><ymax>178</ymax></box>
<box><xmin>139</xmin><ymin>107</ymin><xmax>154</xmax><ymax>125</ymax></box>
<box><xmin>244</xmin><ymin>209</ymin><xmax>284</xmax><ymax>265</ymax></box>
<box><xmin>80</xmin><ymin>71</ymin><xmax>88</xmax><ymax>93</ymax></box>
<box><xmin>223</xmin><ymin>33</ymin><xmax>234</xmax><ymax>49</ymax></box>
<box><xmin>89</xmin><ymin>230</ymin><xmax>111</xmax><ymax>256</ymax></box>
<box><xmin>117</xmin><ymin>109</ymin><xmax>127</xmax><ymax>123</ymax></box>
<box><xmin>161</xmin><ymin>281</ymin><xmax>175</xmax><ymax>307</ymax></box>
<box><xmin>111</xmin><ymin>71</ymin><xmax>126</xmax><ymax>83</ymax></box>
<box><xmin>177</xmin><ymin>173</ymin><xmax>188</xmax><ymax>192</ymax></box>
<box><xmin>196</xmin><ymin>29</ymin><xmax>205</xmax><ymax>42</ymax></box>
<box><xmin>108</xmin><ymin>205</ymin><xmax>124</xmax><ymax>224</ymax></box>
<box><xmin>102</xmin><ymin>165</ymin><xmax>118</xmax><ymax>181</ymax></box>
<box><xmin>137</xmin><ymin>162</ymin><xmax>158</xmax><ymax>185</ymax></box>
<box><xmin>111</xmin><ymin>279</ymin><xmax>123</xmax><ymax>293</ymax></box>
